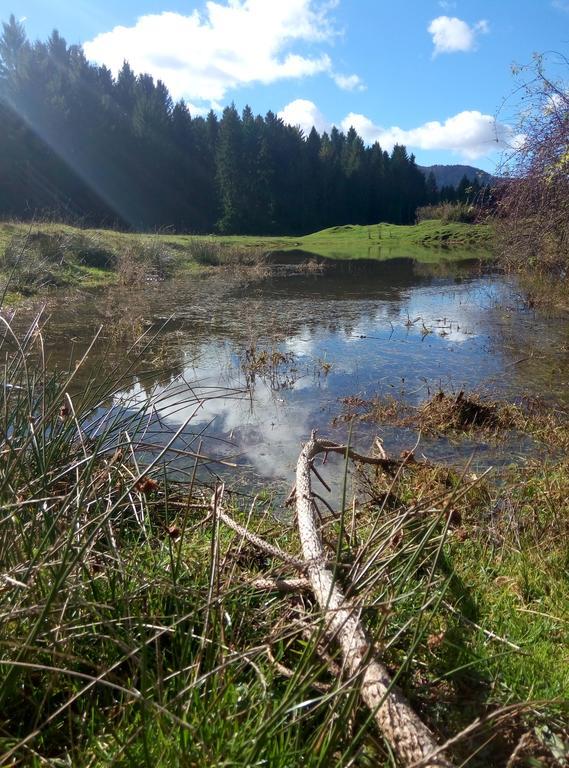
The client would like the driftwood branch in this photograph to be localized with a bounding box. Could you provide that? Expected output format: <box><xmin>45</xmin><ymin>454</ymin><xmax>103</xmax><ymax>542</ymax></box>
<box><xmin>251</xmin><ymin>577</ymin><xmax>311</xmax><ymax>593</ymax></box>
<box><xmin>295</xmin><ymin>434</ymin><xmax>453</xmax><ymax>768</ymax></box>
<box><xmin>212</xmin><ymin>489</ymin><xmax>307</xmax><ymax>572</ymax></box>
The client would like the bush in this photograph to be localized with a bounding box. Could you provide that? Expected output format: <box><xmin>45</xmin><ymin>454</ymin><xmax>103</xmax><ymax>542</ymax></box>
<box><xmin>496</xmin><ymin>54</ymin><xmax>569</xmax><ymax>275</ymax></box>
<box><xmin>417</xmin><ymin>202</ymin><xmax>479</xmax><ymax>224</ymax></box>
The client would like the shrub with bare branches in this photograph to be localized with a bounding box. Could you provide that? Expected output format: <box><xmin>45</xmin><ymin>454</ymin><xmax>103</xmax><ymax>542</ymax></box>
<box><xmin>496</xmin><ymin>53</ymin><xmax>569</xmax><ymax>274</ymax></box>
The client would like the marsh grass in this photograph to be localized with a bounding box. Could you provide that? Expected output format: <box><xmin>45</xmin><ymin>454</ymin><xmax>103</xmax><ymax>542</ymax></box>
<box><xmin>0</xmin><ymin>228</ymin><xmax>118</xmax><ymax>296</ymax></box>
<box><xmin>417</xmin><ymin>203</ymin><xmax>480</xmax><ymax>225</ymax></box>
<box><xmin>116</xmin><ymin>239</ymin><xmax>175</xmax><ymax>285</ymax></box>
<box><xmin>338</xmin><ymin>389</ymin><xmax>569</xmax><ymax>448</ymax></box>
<box><xmin>1</xmin><ymin>304</ymin><xmax>567</xmax><ymax>766</ymax></box>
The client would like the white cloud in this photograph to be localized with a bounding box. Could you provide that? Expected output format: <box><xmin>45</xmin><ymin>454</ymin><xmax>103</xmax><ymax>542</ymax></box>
<box><xmin>333</xmin><ymin>72</ymin><xmax>366</xmax><ymax>91</ymax></box>
<box><xmin>278</xmin><ymin>99</ymin><xmax>330</xmax><ymax>135</ymax></box>
<box><xmin>83</xmin><ymin>0</ymin><xmax>354</xmax><ymax>105</ymax></box>
<box><xmin>552</xmin><ymin>0</ymin><xmax>569</xmax><ymax>11</ymax></box>
<box><xmin>428</xmin><ymin>16</ymin><xmax>489</xmax><ymax>56</ymax></box>
<box><xmin>278</xmin><ymin>100</ymin><xmax>516</xmax><ymax>160</ymax></box>
<box><xmin>341</xmin><ymin>110</ymin><xmax>515</xmax><ymax>160</ymax></box>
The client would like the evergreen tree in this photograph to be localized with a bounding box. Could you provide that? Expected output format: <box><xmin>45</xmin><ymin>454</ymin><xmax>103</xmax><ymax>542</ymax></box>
<box><xmin>216</xmin><ymin>104</ymin><xmax>245</xmax><ymax>233</ymax></box>
<box><xmin>0</xmin><ymin>17</ymin><xmax>470</xmax><ymax>233</ymax></box>
<box><xmin>425</xmin><ymin>171</ymin><xmax>438</xmax><ymax>205</ymax></box>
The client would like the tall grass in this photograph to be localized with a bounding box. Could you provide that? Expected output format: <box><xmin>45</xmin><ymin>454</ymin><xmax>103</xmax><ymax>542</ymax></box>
<box><xmin>416</xmin><ymin>203</ymin><xmax>479</xmax><ymax>225</ymax></box>
<box><xmin>0</xmin><ymin>228</ymin><xmax>117</xmax><ymax>295</ymax></box>
<box><xmin>1</xmin><ymin>303</ymin><xmax>566</xmax><ymax>765</ymax></box>
<box><xmin>0</xmin><ymin>308</ymin><xmax>458</xmax><ymax>766</ymax></box>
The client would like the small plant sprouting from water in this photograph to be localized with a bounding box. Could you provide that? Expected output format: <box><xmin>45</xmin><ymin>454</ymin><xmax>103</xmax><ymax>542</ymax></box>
<box><xmin>240</xmin><ymin>341</ymin><xmax>298</xmax><ymax>390</ymax></box>
<box><xmin>317</xmin><ymin>356</ymin><xmax>332</xmax><ymax>376</ymax></box>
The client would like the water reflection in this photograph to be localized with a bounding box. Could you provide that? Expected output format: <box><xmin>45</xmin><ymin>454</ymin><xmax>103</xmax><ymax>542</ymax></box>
<box><xmin>12</xmin><ymin>258</ymin><xmax>569</xmax><ymax>489</ymax></box>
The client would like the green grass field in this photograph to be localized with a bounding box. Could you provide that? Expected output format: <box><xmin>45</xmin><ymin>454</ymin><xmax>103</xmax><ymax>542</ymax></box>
<box><xmin>0</xmin><ymin>219</ymin><xmax>493</xmax><ymax>299</ymax></box>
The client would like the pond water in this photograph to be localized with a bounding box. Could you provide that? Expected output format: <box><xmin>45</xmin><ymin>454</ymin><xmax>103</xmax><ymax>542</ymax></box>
<box><xmin>11</xmin><ymin>256</ymin><xmax>569</xmax><ymax>493</ymax></box>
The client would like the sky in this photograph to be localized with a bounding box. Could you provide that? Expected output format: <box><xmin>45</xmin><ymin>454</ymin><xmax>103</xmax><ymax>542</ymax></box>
<box><xmin>4</xmin><ymin>0</ymin><xmax>568</xmax><ymax>171</ymax></box>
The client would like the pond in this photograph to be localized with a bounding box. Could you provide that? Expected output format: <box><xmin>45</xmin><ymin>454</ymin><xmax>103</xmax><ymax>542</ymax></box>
<box><xmin>10</xmin><ymin>255</ymin><xmax>569</xmax><ymax>492</ymax></box>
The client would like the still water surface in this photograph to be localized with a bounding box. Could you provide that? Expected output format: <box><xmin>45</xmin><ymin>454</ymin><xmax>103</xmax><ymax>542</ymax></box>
<box><xmin>14</xmin><ymin>257</ymin><xmax>569</xmax><ymax>490</ymax></box>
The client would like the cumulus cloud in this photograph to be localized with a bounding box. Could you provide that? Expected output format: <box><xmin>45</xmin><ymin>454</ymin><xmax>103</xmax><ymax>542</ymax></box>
<box><xmin>83</xmin><ymin>0</ymin><xmax>356</xmax><ymax>105</ymax></box>
<box><xmin>278</xmin><ymin>99</ymin><xmax>330</xmax><ymax>135</ymax></box>
<box><xmin>428</xmin><ymin>16</ymin><xmax>489</xmax><ymax>56</ymax></box>
<box><xmin>332</xmin><ymin>72</ymin><xmax>366</xmax><ymax>91</ymax></box>
<box><xmin>341</xmin><ymin>110</ymin><xmax>514</xmax><ymax>160</ymax></box>
<box><xmin>278</xmin><ymin>100</ymin><xmax>517</xmax><ymax>160</ymax></box>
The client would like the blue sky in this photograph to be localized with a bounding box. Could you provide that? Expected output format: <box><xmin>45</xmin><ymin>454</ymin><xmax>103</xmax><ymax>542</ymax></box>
<box><xmin>6</xmin><ymin>0</ymin><xmax>568</xmax><ymax>170</ymax></box>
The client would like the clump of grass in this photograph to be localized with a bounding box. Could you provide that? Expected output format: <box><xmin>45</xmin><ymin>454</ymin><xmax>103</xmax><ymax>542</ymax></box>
<box><xmin>417</xmin><ymin>203</ymin><xmax>480</xmax><ymax>225</ymax></box>
<box><xmin>185</xmin><ymin>237</ymin><xmax>266</xmax><ymax>268</ymax></box>
<box><xmin>416</xmin><ymin>390</ymin><xmax>518</xmax><ymax>434</ymax></box>
<box><xmin>186</xmin><ymin>237</ymin><xmax>226</xmax><ymax>265</ymax></box>
<box><xmin>0</xmin><ymin>228</ymin><xmax>117</xmax><ymax>295</ymax></box>
<box><xmin>240</xmin><ymin>342</ymin><xmax>298</xmax><ymax>390</ymax></box>
<box><xmin>338</xmin><ymin>389</ymin><xmax>569</xmax><ymax>446</ymax></box>
<box><xmin>116</xmin><ymin>238</ymin><xmax>175</xmax><ymax>285</ymax></box>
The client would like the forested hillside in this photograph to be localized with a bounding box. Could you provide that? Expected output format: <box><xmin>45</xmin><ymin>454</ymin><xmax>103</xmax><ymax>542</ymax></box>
<box><xmin>1</xmin><ymin>15</ymin><xmax>458</xmax><ymax>234</ymax></box>
<box><xmin>419</xmin><ymin>164</ymin><xmax>494</xmax><ymax>190</ymax></box>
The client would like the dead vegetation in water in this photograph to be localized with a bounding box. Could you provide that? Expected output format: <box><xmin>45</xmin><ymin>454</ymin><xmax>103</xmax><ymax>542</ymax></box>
<box><xmin>336</xmin><ymin>390</ymin><xmax>569</xmax><ymax>447</ymax></box>
<box><xmin>240</xmin><ymin>342</ymin><xmax>298</xmax><ymax>390</ymax></box>
<box><xmin>416</xmin><ymin>391</ymin><xmax>518</xmax><ymax>434</ymax></box>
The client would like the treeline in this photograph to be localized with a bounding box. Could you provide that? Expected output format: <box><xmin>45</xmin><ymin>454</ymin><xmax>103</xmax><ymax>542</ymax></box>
<box><xmin>1</xmin><ymin>15</ymin><xmax>475</xmax><ymax>234</ymax></box>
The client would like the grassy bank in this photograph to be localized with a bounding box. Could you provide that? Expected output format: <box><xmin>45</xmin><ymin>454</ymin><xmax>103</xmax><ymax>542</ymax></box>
<box><xmin>0</xmin><ymin>311</ymin><xmax>567</xmax><ymax>766</ymax></box>
<box><xmin>0</xmin><ymin>219</ymin><xmax>493</xmax><ymax>300</ymax></box>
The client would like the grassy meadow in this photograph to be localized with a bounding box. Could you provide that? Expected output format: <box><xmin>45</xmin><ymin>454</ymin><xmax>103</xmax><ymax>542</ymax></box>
<box><xmin>0</xmin><ymin>218</ymin><xmax>493</xmax><ymax>300</ymax></box>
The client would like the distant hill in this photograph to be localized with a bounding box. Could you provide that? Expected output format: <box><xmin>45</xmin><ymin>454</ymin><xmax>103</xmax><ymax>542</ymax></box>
<box><xmin>418</xmin><ymin>164</ymin><xmax>495</xmax><ymax>189</ymax></box>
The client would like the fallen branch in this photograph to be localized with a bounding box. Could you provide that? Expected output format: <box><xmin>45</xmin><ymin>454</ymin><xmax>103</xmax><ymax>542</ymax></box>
<box><xmin>251</xmin><ymin>577</ymin><xmax>311</xmax><ymax>593</ymax></box>
<box><xmin>212</xmin><ymin>489</ymin><xmax>307</xmax><ymax>572</ymax></box>
<box><xmin>295</xmin><ymin>434</ymin><xmax>453</xmax><ymax>767</ymax></box>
